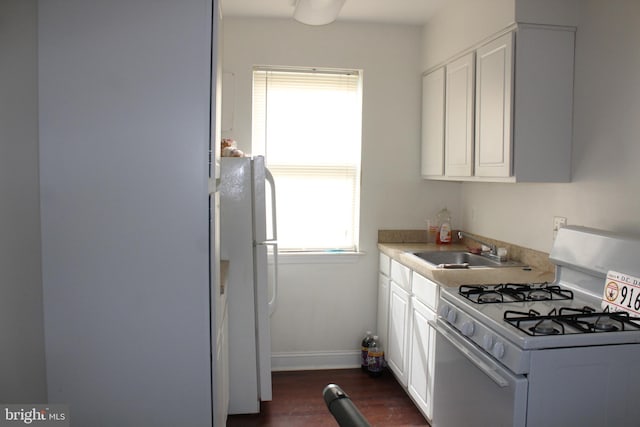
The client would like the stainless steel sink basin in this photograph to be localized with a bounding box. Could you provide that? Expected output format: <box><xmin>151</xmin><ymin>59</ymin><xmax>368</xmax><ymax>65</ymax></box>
<box><xmin>411</xmin><ymin>251</ymin><xmax>525</xmax><ymax>268</ymax></box>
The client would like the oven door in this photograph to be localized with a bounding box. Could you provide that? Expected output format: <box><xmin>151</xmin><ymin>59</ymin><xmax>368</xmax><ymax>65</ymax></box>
<box><xmin>430</xmin><ymin>319</ymin><xmax>528</xmax><ymax>427</ymax></box>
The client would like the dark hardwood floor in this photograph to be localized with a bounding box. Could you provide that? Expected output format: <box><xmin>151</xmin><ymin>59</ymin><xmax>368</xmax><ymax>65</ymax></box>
<box><xmin>226</xmin><ymin>368</ymin><xmax>430</xmax><ymax>427</ymax></box>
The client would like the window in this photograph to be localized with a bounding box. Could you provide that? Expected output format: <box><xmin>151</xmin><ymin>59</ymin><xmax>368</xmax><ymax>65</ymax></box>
<box><xmin>252</xmin><ymin>67</ymin><xmax>363</xmax><ymax>252</ymax></box>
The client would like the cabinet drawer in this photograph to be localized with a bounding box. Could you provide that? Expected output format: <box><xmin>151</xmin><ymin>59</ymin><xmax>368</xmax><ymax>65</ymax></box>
<box><xmin>412</xmin><ymin>272</ymin><xmax>438</xmax><ymax>310</ymax></box>
<box><xmin>379</xmin><ymin>252</ymin><xmax>391</xmax><ymax>277</ymax></box>
<box><xmin>391</xmin><ymin>260</ymin><xmax>411</xmax><ymax>291</ymax></box>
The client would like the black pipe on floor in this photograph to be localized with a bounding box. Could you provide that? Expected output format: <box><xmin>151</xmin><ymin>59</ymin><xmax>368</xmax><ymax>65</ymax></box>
<box><xmin>322</xmin><ymin>383</ymin><xmax>372</xmax><ymax>427</ymax></box>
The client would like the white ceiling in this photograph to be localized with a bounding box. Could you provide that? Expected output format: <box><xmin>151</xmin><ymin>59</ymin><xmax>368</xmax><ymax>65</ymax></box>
<box><xmin>221</xmin><ymin>0</ymin><xmax>446</xmax><ymax>26</ymax></box>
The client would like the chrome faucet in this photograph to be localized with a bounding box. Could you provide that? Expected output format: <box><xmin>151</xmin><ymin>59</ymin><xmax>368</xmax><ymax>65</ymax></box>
<box><xmin>457</xmin><ymin>231</ymin><xmax>498</xmax><ymax>256</ymax></box>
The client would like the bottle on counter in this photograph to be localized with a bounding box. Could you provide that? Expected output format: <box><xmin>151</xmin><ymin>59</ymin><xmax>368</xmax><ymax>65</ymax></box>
<box><xmin>367</xmin><ymin>335</ymin><xmax>384</xmax><ymax>377</ymax></box>
<box><xmin>425</xmin><ymin>218</ymin><xmax>438</xmax><ymax>243</ymax></box>
<box><xmin>360</xmin><ymin>331</ymin><xmax>374</xmax><ymax>371</ymax></box>
<box><xmin>436</xmin><ymin>207</ymin><xmax>452</xmax><ymax>244</ymax></box>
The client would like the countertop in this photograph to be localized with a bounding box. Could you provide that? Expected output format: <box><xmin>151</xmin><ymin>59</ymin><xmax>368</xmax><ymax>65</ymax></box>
<box><xmin>378</xmin><ymin>242</ymin><xmax>555</xmax><ymax>287</ymax></box>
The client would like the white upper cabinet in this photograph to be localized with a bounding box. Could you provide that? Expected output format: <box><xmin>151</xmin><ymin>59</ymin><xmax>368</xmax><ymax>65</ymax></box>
<box><xmin>475</xmin><ymin>32</ymin><xmax>513</xmax><ymax>178</ymax></box>
<box><xmin>421</xmin><ymin>67</ymin><xmax>445</xmax><ymax>177</ymax></box>
<box><xmin>422</xmin><ymin>24</ymin><xmax>575</xmax><ymax>182</ymax></box>
<box><xmin>445</xmin><ymin>52</ymin><xmax>475</xmax><ymax>177</ymax></box>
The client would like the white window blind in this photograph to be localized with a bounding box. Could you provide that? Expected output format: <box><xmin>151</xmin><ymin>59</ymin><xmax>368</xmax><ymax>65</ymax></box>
<box><xmin>252</xmin><ymin>68</ymin><xmax>363</xmax><ymax>251</ymax></box>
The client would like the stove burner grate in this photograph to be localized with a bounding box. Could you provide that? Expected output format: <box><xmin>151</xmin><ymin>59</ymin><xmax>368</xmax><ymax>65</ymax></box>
<box><xmin>459</xmin><ymin>283</ymin><xmax>573</xmax><ymax>304</ymax></box>
<box><xmin>558</xmin><ymin>306</ymin><xmax>637</xmax><ymax>333</ymax></box>
<box><xmin>505</xmin><ymin>309</ymin><xmax>566</xmax><ymax>335</ymax></box>
<box><xmin>504</xmin><ymin>306</ymin><xmax>640</xmax><ymax>336</ymax></box>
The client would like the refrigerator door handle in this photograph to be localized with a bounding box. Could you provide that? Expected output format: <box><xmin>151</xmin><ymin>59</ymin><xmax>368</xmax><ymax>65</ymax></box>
<box><xmin>257</xmin><ymin>240</ymin><xmax>278</xmax><ymax>316</ymax></box>
<box><xmin>264</xmin><ymin>167</ymin><xmax>278</xmax><ymax>316</ymax></box>
<box><xmin>265</xmin><ymin>168</ymin><xmax>278</xmax><ymax>242</ymax></box>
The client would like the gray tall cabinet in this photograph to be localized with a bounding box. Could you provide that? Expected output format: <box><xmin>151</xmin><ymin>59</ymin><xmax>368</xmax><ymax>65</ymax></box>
<box><xmin>38</xmin><ymin>1</ymin><xmax>224</xmax><ymax>425</ymax></box>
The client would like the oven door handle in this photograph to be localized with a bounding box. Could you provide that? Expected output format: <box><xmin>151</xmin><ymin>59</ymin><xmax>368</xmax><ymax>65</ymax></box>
<box><xmin>431</xmin><ymin>320</ymin><xmax>509</xmax><ymax>388</ymax></box>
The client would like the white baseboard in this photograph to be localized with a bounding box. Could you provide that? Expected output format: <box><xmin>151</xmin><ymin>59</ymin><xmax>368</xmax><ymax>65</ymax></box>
<box><xmin>271</xmin><ymin>350</ymin><xmax>361</xmax><ymax>371</ymax></box>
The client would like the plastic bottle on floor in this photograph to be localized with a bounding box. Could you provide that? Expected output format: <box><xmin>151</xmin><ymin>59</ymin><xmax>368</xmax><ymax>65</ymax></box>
<box><xmin>360</xmin><ymin>331</ymin><xmax>374</xmax><ymax>371</ymax></box>
<box><xmin>367</xmin><ymin>335</ymin><xmax>384</xmax><ymax>377</ymax></box>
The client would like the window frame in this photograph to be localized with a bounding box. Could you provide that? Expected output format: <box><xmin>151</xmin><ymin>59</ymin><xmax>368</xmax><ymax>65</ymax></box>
<box><xmin>251</xmin><ymin>66</ymin><xmax>364</xmax><ymax>254</ymax></box>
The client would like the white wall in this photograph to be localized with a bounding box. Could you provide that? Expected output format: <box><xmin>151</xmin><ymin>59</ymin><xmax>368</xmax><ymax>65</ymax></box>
<box><xmin>223</xmin><ymin>18</ymin><xmax>461</xmax><ymax>368</ymax></box>
<box><xmin>420</xmin><ymin>0</ymin><xmax>580</xmax><ymax>71</ymax></box>
<box><xmin>421</xmin><ymin>0</ymin><xmax>515</xmax><ymax>70</ymax></box>
<box><xmin>422</xmin><ymin>0</ymin><xmax>640</xmax><ymax>253</ymax></box>
<box><xmin>0</xmin><ymin>0</ymin><xmax>47</xmax><ymax>402</ymax></box>
<box><xmin>515</xmin><ymin>0</ymin><xmax>580</xmax><ymax>26</ymax></box>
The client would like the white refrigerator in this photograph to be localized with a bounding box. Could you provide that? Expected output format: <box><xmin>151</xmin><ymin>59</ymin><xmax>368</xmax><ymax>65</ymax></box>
<box><xmin>220</xmin><ymin>156</ymin><xmax>278</xmax><ymax>414</ymax></box>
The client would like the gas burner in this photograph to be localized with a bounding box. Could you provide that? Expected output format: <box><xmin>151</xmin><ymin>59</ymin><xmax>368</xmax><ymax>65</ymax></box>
<box><xmin>528</xmin><ymin>289</ymin><xmax>552</xmax><ymax>301</ymax></box>
<box><xmin>522</xmin><ymin>308</ymin><xmax>566</xmax><ymax>335</ymax></box>
<box><xmin>594</xmin><ymin>318</ymin><xmax>618</xmax><ymax>332</ymax></box>
<box><xmin>531</xmin><ymin>319</ymin><xmax>561</xmax><ymax>335</ymax></box>
<box><xmin>478</xmin><ymin>292</ymin><xmax>503</xmax><ymax>303</ymax></box>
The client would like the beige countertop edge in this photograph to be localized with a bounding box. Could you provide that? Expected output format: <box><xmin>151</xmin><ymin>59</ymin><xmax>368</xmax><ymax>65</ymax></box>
<box><xmin>378</xmin><ymin>243</ymin><xmax>555</xmax><ymax>287</ymax></box>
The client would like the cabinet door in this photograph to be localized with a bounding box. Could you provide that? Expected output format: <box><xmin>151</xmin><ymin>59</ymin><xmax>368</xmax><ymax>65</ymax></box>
<box><xmin>475</xmin><ymin>32</ymin><xmax>514</xmax><ymax>177</ymax></box>
<box><xmin>445</xmin><ymin>52</ymin><xmax>475</xmax><ymax>177</ymax></box>
<box><xmin>388</xmin><ymin>281</ymin><xmax>411</xmax><ymax>386</ymax></box>
<box><xmin>421</xmin><ymin>67</ymin><xmax>446</xmax><ymax>177</ymax></box>
<box><xmin>408</xmin><ymin>297</ymin><xmax>436</xmax><ymax>421</ymax></box>
<box><xmin>377</xmin><ymin>273</ymin><xmax>390</xmax><ymax>352</ymax></box>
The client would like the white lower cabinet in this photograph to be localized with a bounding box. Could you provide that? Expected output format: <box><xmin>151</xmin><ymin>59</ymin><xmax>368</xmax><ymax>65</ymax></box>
<box><xmin>379</xmin><ymin>253</ymin><xmax>439</xmax><ymax>423</ymax></box>
<box><xmin>377</xmin><ymin>273</ymin><xmax>390</xmax><ymax>352</ymax></box>
<box><xmin>377</xmin><ymin>254</ymin><xmax>391</xmax><ymax>351</ymax></box>
<box><xmin>408</xmin><ymin>297</ymin><xmax>436</xmax><ymax>421</ymax></box>
<box><xmin>387</xmin><ymin>280</ymin><xmax>411</xmax><ymax>387</ymax></box>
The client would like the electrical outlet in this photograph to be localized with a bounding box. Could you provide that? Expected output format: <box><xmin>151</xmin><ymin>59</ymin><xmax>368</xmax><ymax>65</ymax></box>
<box><xmin>553</xmin><ymin>216</ymin><xmax>567</xmax><ymax>239</ymax></box>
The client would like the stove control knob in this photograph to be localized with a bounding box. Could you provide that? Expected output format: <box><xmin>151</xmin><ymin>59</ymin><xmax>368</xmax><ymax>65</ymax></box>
<box><xmin>461</xmin><ymin>321</ymin><xmax>475</xmax><ymax>337</ymax></box>
<box><xmin>446</xmin><ymin>309</ymin><xmax>457</xmax><ymax>324</ymax></box>
<box><xmin>492</xmin><ymin>342</ymin><xmax>505</xmax><ymax>359</ymax></box>
<box><xmin>482</xmin><ymin>335</ymin><xmax>493</xmax><ymax>351</ymax></box>
<box><xmin>439</xmin><ymin>305</ymin><xmax>450</xmax><ymax>319</ymax></box>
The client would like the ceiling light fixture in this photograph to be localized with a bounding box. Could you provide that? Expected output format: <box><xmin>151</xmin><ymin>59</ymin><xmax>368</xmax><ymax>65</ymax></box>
<box><xmin>293</xmin><ymin>0</ymin><xmax>346</xmax><ymax>26</ymax></box>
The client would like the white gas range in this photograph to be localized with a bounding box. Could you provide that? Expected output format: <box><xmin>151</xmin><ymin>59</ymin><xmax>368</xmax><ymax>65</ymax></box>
<box><xmin>431</xmin><ymin>226</ymin><xmax>640</xmax><ymax>427</ymax></box>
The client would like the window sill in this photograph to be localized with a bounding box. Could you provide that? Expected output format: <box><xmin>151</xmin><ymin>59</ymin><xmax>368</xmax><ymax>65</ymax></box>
<box><xmin>275</xmin><ymin>251</ymin><xmax>366</xmax><ymax>264</ymax></box>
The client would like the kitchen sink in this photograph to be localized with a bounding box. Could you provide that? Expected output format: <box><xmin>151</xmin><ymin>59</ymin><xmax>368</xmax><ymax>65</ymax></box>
<box><xmin>411</xmin><ymin>251</ymin><xmax>525</xmax><ymax>268</ymax></box>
